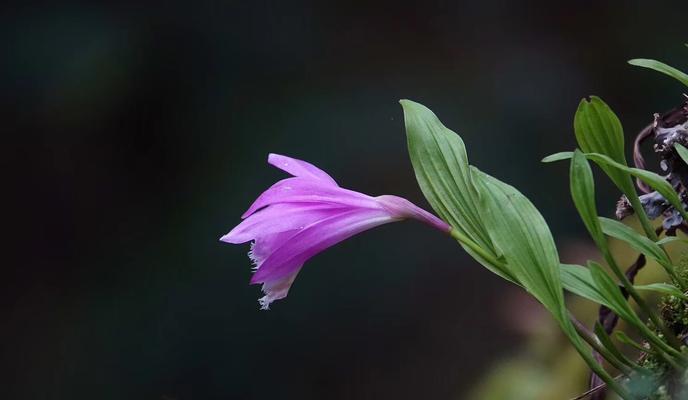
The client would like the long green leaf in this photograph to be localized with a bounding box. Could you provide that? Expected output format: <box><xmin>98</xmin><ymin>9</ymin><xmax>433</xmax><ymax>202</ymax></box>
<box><xmin>560</xmin><ymin>263</ymin><xmax>613</xmax><ymax>308</ymax></box>
<box><xmin>657</xmin><ymin>236</ymin><xmax>688</xmax><ymax>246</ymax></box>
<box><xmin>400</xmin><ymin>99</ymin><xmax>511</xmax><ymax>280</ymax></box>
<box><xmin>542</xmin><ymin>151</ymin><xmax>574</xmax><ymax>163</ymax></box>
<box><xmin>588</xmin><ymin>261</ymin><xmax>644</xmax><ymax>328</ymax></box>
<box><xmin>473</xmin><ymin>167</ymin><xmax>565</xmax><ymax>319</ymax></box>
<box><xmin>542</xmin><ymin>151</ymin><xmax>688</xmax><ymax>222</ymax></box>
<box><xmin>615</xmin><ymin>331</ymin><xmax>653</xmax><ymax>354</ymax></box>
<box><xmin>599</xmin><ymin>217</ymin><xmax>670</xmax><ymax>265</ymax></box>
<box><xmin>585</xmin><ymin>153</ymin><xmax>688</xmax><ymax>222</ymax></box>
<box><xmin>635</xmin><ymin>283</ymin><xmax>687</xmax><ymax>300</ymax></box>
<box><xmin>570</xmin><ymin>150</ymin><xmax>605</xmax><ymax>247</ymax></box>
<box><xmin>403</xmin><ymin>101</ymin><xmax>630</xmax><ymax>397</ymax></box>
<box><xmin>628</xmin><ymin>59</ymin><xmax>688</xmax><ymax>87</ymax></box>
<box><xmin>593</xmin><ymin>322</ymin><xmax>640</xmax><ymax>369</ymax></box>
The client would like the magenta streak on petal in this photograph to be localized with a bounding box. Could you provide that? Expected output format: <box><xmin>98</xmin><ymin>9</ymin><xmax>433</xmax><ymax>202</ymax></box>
<box><xmin>221</xmin><ymin>202</ymin><xmax>349</xmax><ymax>244</ymax></box>
<box><xmin>251</xmin><ymin>208</ymin><xmax>397</xmax><ymax>283</ymax></box>
<box><xmin>268</xmin><ymin>153</ymin><xmax>338</xmax><ymax>185</ymax></box>
<box><xmin>241</xmin><ymin>177</ymin><xmax>380</xmax><ymax>218</ymax></box>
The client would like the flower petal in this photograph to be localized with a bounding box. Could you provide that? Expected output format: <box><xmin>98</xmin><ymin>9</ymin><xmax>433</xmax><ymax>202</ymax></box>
<box><xmin>248</xmin><ymin>230</ymin><xmax>299</xmax><ymax>269</ymax></box>
<box><xmin>268</xmin><ymin>153</ymin><xmax>337</xmax><ymax>185</ymax></box>
<box><xmin>241</xmin><ymin>177</ymin><xmax>379</xmax><ymax>218</ymax></box>
<box><xmin>257</xmin><ymin>267</ymin><xmax>301</xmax><ymax>310</ymax></box>
<box><xmin>221</xmin><ymin>202</ymin><xmax>348</xmax><ymax>244</ymax></box>
<box><xmin>376</xmin><ymin>195</ymin><xmax>451</xmax><ymax>233</ymax></box>
<box><xmin>251</xmin><ymin>208</ymin><xmax>397</xmax><ymax>283</ymax></box>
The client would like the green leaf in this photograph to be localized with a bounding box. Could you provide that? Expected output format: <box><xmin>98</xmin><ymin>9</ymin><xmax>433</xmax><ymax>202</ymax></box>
<box><xmin>542</xmin><ymin>151</ymin><xmax>574</xmax><ymax>163</ymax></box>
<box><xmin>635</xmin><ymin>283</ymin><xmax>687</xmax><ymax>300</ymax></box>
<box><xmin>615</xmin><ymin>330</ymin><xmax>653</xmax><ymax>354</ymax></box>
<box><xmin>543</xmin><ymin>151</ymin><xmax>688</xmax><ymax>222</ymax></box>
<box><xmin>472</xmin><ymin>167</ymin><xmax>565</xmax><ymax>319</ymax></box>
<box><xmin>400</xmin><ymin>99</ymin><xmax>510</xmax><ymax>280</ymax></box>
<box><xmin>628</xmin><ymin>59</ymin><xmax>688</xmax><ymax>87</ymax></box>
<box><xmin>593</xmin><ymin>322</ymin><xmax>640</xmax><ymax>369</ymax></box>
<box><xmin>588</xmin><ymin>261</ymin><xmax>644</xmax><ymax>328</ymax></box>
<box><xmin>657</xmin><ymin>236</ymin><xmax>688</xmax><ymax>246</ymax></box>
<box><xmin>574</xmin><ymin>96</ymin><xmax>626</xmax><ymax>163</ymax></box>
<box><xmin>573</xmin><ymin>97</ymin><xmax>634</xmax><ymax>195</ymax></box>
<box><xmin>599</xmin><ymin>217</ymin><xmax>670</xmax><ymax>265</ymax></box>
<box><xmin>401</xmin><ymin>101</ymin><xmax>635</xmax><ymax>396</ymax></box>
<box><xmin>585</xmin><ymin>152</ymin><xmax>688</xmax><ymax>222</ymax></box>
<box><xmin>675</xmin><ymin>143</ymin><xmax>688</xmax><ymax>165</ymax></box>
<box><xmin>570</xmin><ymin>150</ymin><xmax>605</xmax><ymax>247</ymax></box>
<box><xmin>560</xmin><ymin>263</ymin><xmax>613</xmax><ymax>308</ymax></box>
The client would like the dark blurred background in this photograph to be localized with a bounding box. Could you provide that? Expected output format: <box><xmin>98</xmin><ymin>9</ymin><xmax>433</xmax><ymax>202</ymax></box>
<box><xmin>4</xmin><ymin>1</ymin><xmax>688</xmax><ymax>399</ymax></box>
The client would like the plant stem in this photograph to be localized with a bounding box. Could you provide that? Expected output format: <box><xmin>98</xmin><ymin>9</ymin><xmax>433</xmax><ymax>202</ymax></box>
<box><xmin>570</xmin><ymin>314</ymin><xmax>634</xmax><ymax>375</ymax></box>
<box><xmin>627</xmin><ymin>194</ymin><xmax>688</xmax><ymax>290</ymax></box>
<box><xmin>599</xmin><ymin>237</ymin><xmax>685</xmax><ymax>356</ymax></box>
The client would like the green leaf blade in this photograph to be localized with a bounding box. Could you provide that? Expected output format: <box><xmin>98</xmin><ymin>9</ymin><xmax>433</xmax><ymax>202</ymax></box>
<box><xmin>588</xmin><ymin>261</ymin><xmax>644</xmax><ymax>328</ymax></box>
<box><xmin>473</xmin><ymin>167</ymin><xmax>565</xmax><ymax>319</ymax></box>
<box><xmin>400</xmin><ymin>99</ymin><xmax>497</xmax><ymax>257</ymax></box>
<box><xmin>675</xmin><ymin>143</ymin><xmax>688</xmax><ymax>165</ymax></box>
<box><xmin>573</xmin><ymin>97</ymin><xmax>633</xmax><ymax>195</ymax></box>
<box><xmin>599</xmin><ymin>217</ymin><xmax>670</xmax><ymax>265</ymax></box>
<box><xmin>635</xmin><ymin>283</ymin><xmax>687</xmax><ymax>300</ymax></box>
<box><xmin>560</xmin><ymin>263</ymin><xmax>612</xmax><ymax>308</ymax></box>
<box><xmin>570</xmin><ymin>150</ymin><xmax>605</xmax><ymax>247</ymax></box>
<box><xmin>629</xmin><ymin>59</ymin><xmax>688</xmax><ymax>87</ymax></box>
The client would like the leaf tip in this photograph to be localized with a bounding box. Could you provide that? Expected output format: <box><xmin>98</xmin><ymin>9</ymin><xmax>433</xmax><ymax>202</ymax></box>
<box><xmin>541</xmin><ymin>151</ymin><xmax>574</xmax><ymax>163</ymax></box>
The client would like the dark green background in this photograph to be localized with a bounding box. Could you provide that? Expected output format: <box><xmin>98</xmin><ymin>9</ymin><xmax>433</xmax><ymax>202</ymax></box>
<box><xmin>6</xmin><ymin>1</ymin><xmax>688</xmax><ymax>399</ymax></box>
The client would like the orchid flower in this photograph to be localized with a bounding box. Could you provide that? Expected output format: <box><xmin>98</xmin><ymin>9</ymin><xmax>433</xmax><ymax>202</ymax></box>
<box><xmin>220</xmin><ymin>153</ymin><xmax>451</xmax><ymax>309</ymax></box>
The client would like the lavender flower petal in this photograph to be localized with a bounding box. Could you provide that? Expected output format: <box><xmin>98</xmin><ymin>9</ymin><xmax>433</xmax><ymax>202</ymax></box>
<box><xmin>268</xmin><ymin>153</ymin><xmax>338</xmax><ymax>185</ymax></box>
<box><xmin>221</xmin><ymin>153</ymin><xmax>451</xmax><ymax>309</ymax></box>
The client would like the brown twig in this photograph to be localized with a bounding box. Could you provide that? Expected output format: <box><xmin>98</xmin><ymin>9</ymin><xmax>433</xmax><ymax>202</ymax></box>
<box><xmin>633</xmin><ymin>124</ymin><xmax>654</xmax><ymax>194</ymax></box>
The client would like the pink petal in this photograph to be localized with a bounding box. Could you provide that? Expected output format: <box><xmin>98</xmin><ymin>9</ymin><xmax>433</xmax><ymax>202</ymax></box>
<box><xmin>268</xmin><ymin>153</ymin><xmax>337</xmax><ymax>185</ymax></box>
<box><xmin>248</xmin><ymin>230</ymin><xmax>300</xmax><ymax>270</ymax></box>
<box><xmin>251</xmin><ymin>208</ymin><xmax>397</xmax><ymax>283</ymax></box>
<box><xmin>241</xmin><ymin>177</ymin><xmax>379</xmax><ymax>218</ymax></box>
<box><xmin>257</xmin><ymin>268</ymin><xmax>301</xmax><ymax>310</ymax></box>
<box><xmin>376</xmin><ymin>195</ymin><xmax>451</xmax><ymax>233</ymax></box>
<box><xmin>221</xmin><ymin>202</ymin><xmax>348</xmax><ymax>244</ymax></box>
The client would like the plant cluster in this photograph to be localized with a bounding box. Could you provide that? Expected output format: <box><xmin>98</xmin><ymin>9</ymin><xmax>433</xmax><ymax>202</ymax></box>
<box><xmin>222</xmin><ymin>54</ymin><xmax>688</xmax><ymax>399</ymax></box>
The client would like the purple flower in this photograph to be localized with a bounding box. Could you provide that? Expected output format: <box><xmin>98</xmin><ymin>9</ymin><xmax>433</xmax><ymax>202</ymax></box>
<box><xmin>220</xmin><ymin>154</ymin><xmax>451</xmax><ymax>309</ymax></box>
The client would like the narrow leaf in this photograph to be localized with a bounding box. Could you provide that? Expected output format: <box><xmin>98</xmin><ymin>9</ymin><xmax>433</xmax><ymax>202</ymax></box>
<box><xmin>635</xmin><ymin>283</ymin><xmax>687</xmax><ymax>300</ymax></box>
<box><xmin>657</xmin><ymin>236</ymin><xmax>688</xmax><ymax>246</ymax></box>
<box><xmin>588</xmin><ymin>261</ymin><xmax>644</xmax><ymax>328</ymax></box>
<box><xmin>599</xmin><ymin>217</ymin><xmax>670</xmax><ymax>265</ymax></box>
<box><xmin>570</xmin><ymin>150</ymin><xmax>605</xmax><ymax>247</ymax></box>
<box><xmin>544</xmin><ymin>151</ymin><xmax>688</xmax><ymax>222</ymax></box>
<box><xmin>542</xmin><ymin>151</ymin><xmax>574</xmax><ymax>163</ymax></box>
<box><xmin>585</xmin><ymin>153</ymin><xmax>688</xmax><ymax>222</ymax></box>
<box><xmin>593</xmin><ymin>322</ymin><xmax>639</xmax><ymax>369</ymax></box>
<box><xmin>615</xmin><ymin>331</ymin><xmax>653</xmax><ymax>354</ymax></box>
<box><xmin>628</xmin><ymin>59</ymin><xmax>688</xmax><ymax>87</ymax></box>
<box><xmin>560</xmin><ymin>263</ymin><xmax>613</xmax><ymax>308</ymax></box>
<box><xmin>675</xmin><ymin>143</ymin><xmax>688</xmax><ymax>165</ymax></box>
